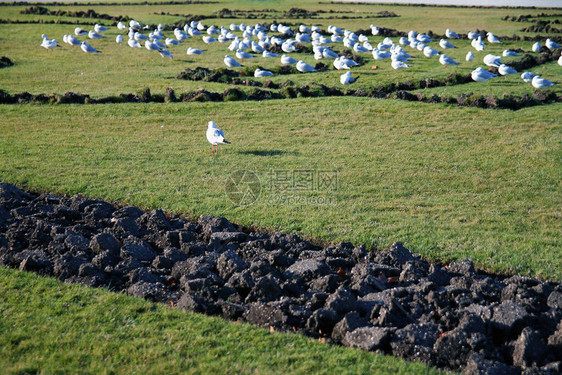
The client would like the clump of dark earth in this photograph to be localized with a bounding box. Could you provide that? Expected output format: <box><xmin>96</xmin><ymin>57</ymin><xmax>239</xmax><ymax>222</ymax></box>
<box><xmin>0</xmin><ymin>182</ymin><xmax>560</xmax><ymax>374</ymax></box>
<box><xmin>0</xmin><ymin>56</ymin><xmax>14</xmax><ymax>69</ymax></box>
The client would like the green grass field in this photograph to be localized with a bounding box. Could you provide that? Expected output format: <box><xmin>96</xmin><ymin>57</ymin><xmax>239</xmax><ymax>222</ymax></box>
<box><xmin>0</xmin><ymin>0</ymin><xmax>561</xmax><ymax>373</ymax></box>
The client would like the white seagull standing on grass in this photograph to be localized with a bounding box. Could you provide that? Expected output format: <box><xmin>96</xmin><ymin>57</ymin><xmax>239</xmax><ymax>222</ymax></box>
<box><xmin>471</xmin><ymin>67</ymin><xmax>496</xmax><ymax>82</ymax></box>
<box><xmin>206</xmin><ymin>121</ymin><xmax>230</xmax><ymax>154</ymax></box>
<box><xmin>254</xmin><ymin>68</ymin><xmax>274</xmax><ymax>77</ymax></box>
<box><xmin>224</xmin><ymin>55</ymin><xmax>242</xmax><ymax>67</ymax></box>
<box><xmin>296</xmin><ymin>60</ymin><xmax>316</xmax><ymax>72</ymax></box>
<box><xmin>531</xmin><ymin>76</ymin><xmax>555</xmax><ymax>89</ymax></box>
<box><xmin>187</xmin><ymin>47</ymin><xmax>204</xmax><ymax>55</ymax></box>
<box><xmin>521</xmin><ymin>72</ymin><xmax>536</xmax><ymax>83</ymax></box>
<box><xmin>340</xmin><ymin>71</ymin><xmax>357</xmax><ymax>85</ymax></box>
<box><xmin>498</xmin><ymin>64</ymin><xmax>517</xmax><ymax>76</ymax></box>
<box><xmin>80</xmin><ymin>41</ymin><xmax>98</xmax><ymax>54</ymax></box>
<box><xmin>545</xmin><ymin>38</ymin><xmax>560</xmax><ymax>50</ymax></box>
<box><xmin>439</xmin><ymin>54</ymin><xmax>459</xmax><ymax>66</ymax></box>
<box><xmin>445</xmin><ymin>29</ymin><xmax>459</xmax><ymax>38</ymax></box>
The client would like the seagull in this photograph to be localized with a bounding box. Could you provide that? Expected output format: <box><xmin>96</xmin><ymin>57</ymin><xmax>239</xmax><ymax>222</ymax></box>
<box><xmin>202</xmin><ymin>36</ymin><xmax>217</xmax><ymax>44</ymax></box>
<box><xmin>333</xmin><ymin>56</ymin><xmax>350</xmax><ymax>70</ymax></box>
<box><xmin>472</xmin><ymin>36</ymin><xmax>485</xmax><ymax>51</ymax></box>
<box><xmin>296</xmin><ymin>60</ymin><xmax>316</xmax><ymax>73</ymax></box>
<box><xmin>322</xmin><ymin>48</ymin><xmax>339</xmax><ymax>59</ymax></box>
<box><xmin>80</xmin><ymin>41</ymin><xmax>98</xmax><ymax>53</ymax></box>
<box><xmin>370</xmin><ymin>25</ymin><xmax>380</xmax><ymax>36</ymax></box>
<box><xmin>165</xmin><ymin>38</ymin><xmax>180</xmax><ymax>46</ymax></box>
<box><xmin>439</xmin><ymin>39</ymin><xmax>456</xmax><ymax>49</ymax></box>
<box><xmin>128</xmin><ymin>38</ymin><xmax>141</xmax><ymax>48</ymax></box>
<box><xmin>117</xmin><ymin>21</ymin><xmax>127</xmax><ymax>30</ymax></box>
<box><xmin>251</xmin><ymin>41</ymin><xmax>265</xmax><ymax>53</ymax></box>
<box><xmin>187</xmin><ymin>47</ymin><xmax>204</xmax><ymax>55</ymax></box>
<box><xmin>134</xmin><ymin>32</ymin><xmax>148</xmax><ymax>42</ymax></box>
<box><xmin>207</xmin><ymin>25</ymin><xmax>219</xmax><ymax>35</ymax></box>
<box><xmin>116</xmin><ymin>35</ymin><xmax>123</xmax><ymax>44</ymax></box>
<box><xmin>532</xmin><ymin>42</ymin><xmax>541</xmax><ymax>53</ymax></box>
<box><xmin>281</xmin><ymin>54</ymin><xmax>298</xmax><ymax>65</ymax></box>
<box><xmin>281</xmin><ymin>41</ymin><xmax>297</xmax><ymax>53</ymax></box>
<box><xmin>254</xmin><ymin>68</ymin><xmax>273</xmax><ymax>77</ymax></box>
<box><xmin>445</xmin><ymin>29</ymin><xmax>459</xmax><ymax>39</ymax></box>
<box><xmin>416</xmin><ymin>34</ymin><xmax>431</xmax><ymax>43</ymax></box>
<box><xmin>487</xmin><ymin>32</ymin><xmax>501</xmax><ymax>44</ymax></box>
<box><xmin>466</xmin><ymin>51</ymin><xmax>474</xmax><ymax>61</ymax></box>
<box><xmin>423</xmin><ymin>46</ymin><xmax>439</xmax><ymax>58</ymax></box>
<box><xmin>262</xmin><ymin>50</ymin><xmax>278</xmax><ymax>58</ymax></box>
<box><xmin>521</xmin><ymin>72</ymin><xmax>536</xmax><ymax>83</ymax></box>
<box><xmin>224</xmin><ymin>55</ymin><xmax>242</xmax><ymax>67</ymax></box>
<box><xmin>130</xmin><ymin>20</ymin><xmax>141</xmax><ymax>31</ymax></box>
<box><xmin>331</xmin><ymin>34</ymin><xmax>343</xmax><ymax>43</ymax></box>
<box><xmin>188</xmin><ymin>27</ymin><xmax>202</xmax><ymax>37</ymax></box>
<box><xmin>545</xmin><ymin>38</ymin><xmax>561</xmax><ymax>50</ymax></box>
<box><xmin>353</xmin><ymin>43</ymin><xmax>369</xmax><ymax>53</ymax></box>
<box><xmin>75</xmin><ymin>27</ymin><xmax>87</xmax><ymax>36</ymax></box>
<box><xmin>531</xmin><ymin>75</ymin><xmax>555</xmax><ymax>89</ymax></box>
<box><xmin>88</xmin><ymin>30</ymin><xmax>103</xmax><ymax>39</ymax></box>
<box><xmin>471</xmin><ymin>67</ymin><xmax>496</xmax><ymax>82</ymax></box>
<box><xmin>502</xmin><ymin>49</ymin><xmax>519</xmax><ymax>57</ymax></box>
<box><xmin>392</xmin><ymin>51</ymin><xmax>411</xmax><ymax>62</ymax></box>
<box><xmin>340</xmin><ymin>56</ymin><xmax>358</xmax><ymax>67</ymax></box>
<box><xmin>236</xmin><ymin>49</ymin><xmax>254</xmax><ymax>60</ymax></box>
<box><xmin>94</xmin><ymin>24</ymin><xmax>109</xmax><ymax>33</ymax></box>
<box><xmin>559</xmin><ymin>56</ymin><xmax>562</xmax><ymax>66</ymax></box>
<box><xmin>40</xmin><ymin>36</ymin><xmax>58</xmax><ymax>50</ymax></box>
<box><xmin>145</xmin><ymin>40</ymin><xmax>160</xmax><ymax>51</ymax></box>
<box><xmin>391</xmin><ymin>60</ymin><xmax>409</xmax><ymax>69</ymax></box>
<box><xmin>439</xmin><ymin>54</ymin><xmax>459</xmax><ymax>66</ymax></box>
<box><xmin>340</xmin><ymin>71</ymin><xmax>357</xmax><ymax>85</ymax></box>
<box><xmin>483</xmin><ymin>54</ymin><xmax>502</xmax><ymax>67</ymax></box>
<box><xmin>66</xmin><ymin>34</ymin><xmax>80</xmax><ymax>46</ymax></box>
<box><xmin>372</xmin><ymin>48</ymin><xmax>392</xmax><ymax>60</ymax></box>
<box><xmin>174</xmin><ymin>29</ymin><xmax>189</xmax><ymax>41</ymax></box>
<box><xmin>206</xmin><ymin>121</ymin><xmax>230</xmax><ymax>154</ymax></box>
<box><xmin>498</xmin><ymin>64</ymin><xmax>517</xmax><ymax>75</ymax></box>
<box><xmin>467</xmin><ymin>31</ymin><xmax>481</xmax><ymax>40</ymax></box>
<box><xmin>159</xmin><ymin>49</ymin><xmax>173</xmax><ymax>59</ymax></box>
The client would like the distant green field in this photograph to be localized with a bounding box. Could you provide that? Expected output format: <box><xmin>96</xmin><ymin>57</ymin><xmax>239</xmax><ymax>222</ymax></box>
<box><xmin>0</xmin><ymin>0</ymin><xmax>561</xmax><ymax>373</ymax></box>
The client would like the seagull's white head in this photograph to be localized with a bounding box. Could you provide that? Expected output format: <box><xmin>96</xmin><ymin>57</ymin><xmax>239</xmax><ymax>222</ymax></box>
<box><xmin>208</xmin><ymin>121</ymin><xmax>217</xmax><ymax>129</ymax></box>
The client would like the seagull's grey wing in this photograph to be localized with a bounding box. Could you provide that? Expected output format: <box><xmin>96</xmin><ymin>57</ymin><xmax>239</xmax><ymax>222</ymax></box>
<box><xmin>214</xmin><ymin>129</ymin><xmax>225</xmax><ymax>139</ymax></box>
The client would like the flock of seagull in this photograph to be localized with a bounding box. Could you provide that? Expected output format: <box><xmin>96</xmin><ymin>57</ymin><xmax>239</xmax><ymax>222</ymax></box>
<box><xmin>39</xmin><ymin>19</ymin><xmax>562</xmax><ymax>88</ymax></box>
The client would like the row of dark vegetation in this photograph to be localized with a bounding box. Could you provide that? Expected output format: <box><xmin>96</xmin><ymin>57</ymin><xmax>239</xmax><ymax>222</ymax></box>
<box><xmin>0</xmin><ymin>18</ymin><xmax>109</xmax><ymax>26</ymax></box>
<box><xmin>503</xmin><ymin>13</ymin><xmax>562</xmax><ymax>22</ymax></box>
<box><xmin>322</xmin><ymin>1</ymin><xmax>562</xmax><ymax>10</ymax></box>
<box><xmin>1</xmin><ymin>81</ymin><xmax>560</xmax><ymax>110</ymax></box>
<box><xmin>20</xmin><ymin>6</ymin><xmax>130</xmax><ymax>22</ymax></box>
<box><xmin>0</xmin><ymin>0</ymin><xmax>217</xmax><ymax>7</ymax></box>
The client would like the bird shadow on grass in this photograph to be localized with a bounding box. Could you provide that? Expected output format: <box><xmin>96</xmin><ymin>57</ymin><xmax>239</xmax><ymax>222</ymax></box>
<box><xmin>238</xmin><ymin>149</ymin><xmax>296</xmax><ymax>156</ymax></box>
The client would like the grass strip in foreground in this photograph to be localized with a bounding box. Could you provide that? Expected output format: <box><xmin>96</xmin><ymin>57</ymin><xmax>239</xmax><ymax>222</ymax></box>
<box><xmin>0</xmin><ymin>267</ymin><xmax>444</xmax><ymax>375</ymax></box>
